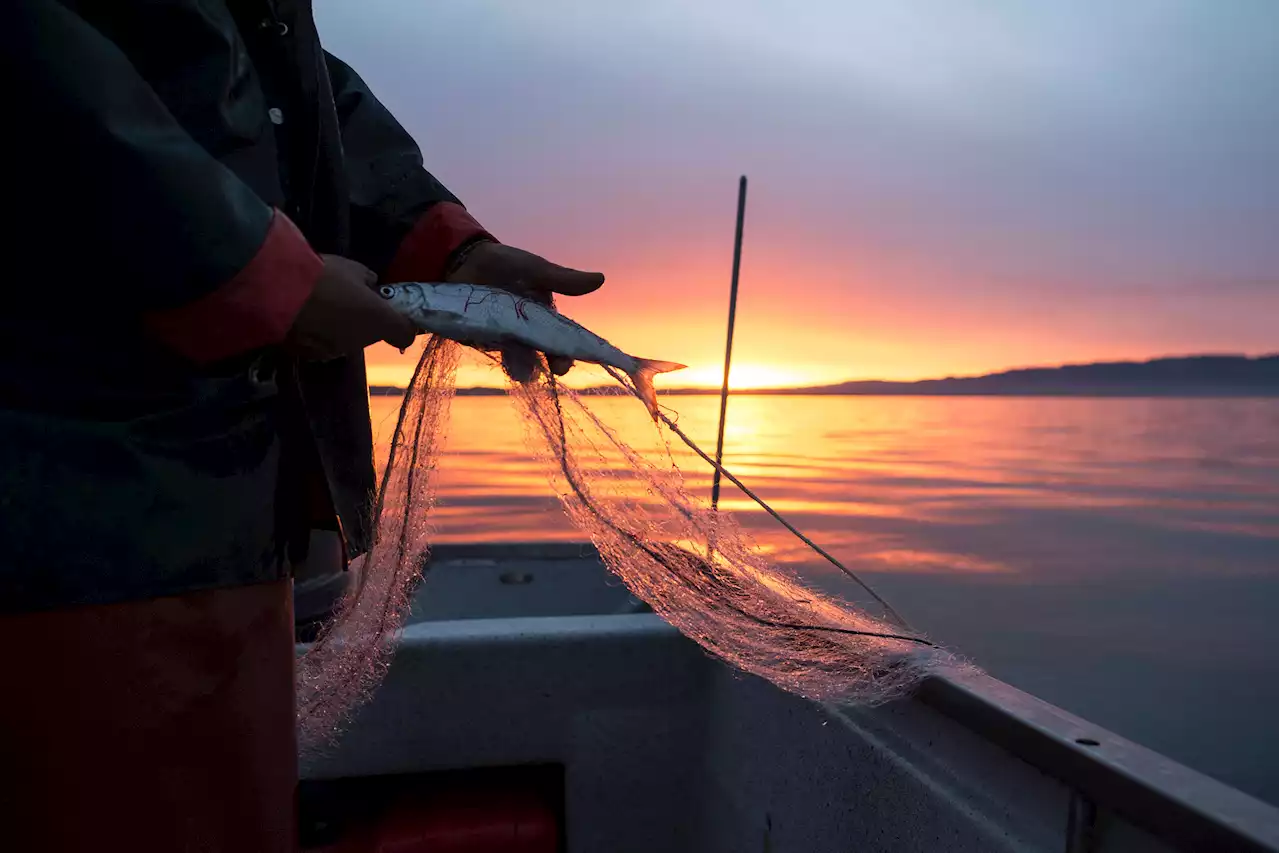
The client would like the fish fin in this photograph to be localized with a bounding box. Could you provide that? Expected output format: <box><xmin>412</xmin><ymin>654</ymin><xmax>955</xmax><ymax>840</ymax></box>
<box><xmin>629</xmin><ymin>358</ymin><xmax>687</xmax><ymax>418</ymax></box>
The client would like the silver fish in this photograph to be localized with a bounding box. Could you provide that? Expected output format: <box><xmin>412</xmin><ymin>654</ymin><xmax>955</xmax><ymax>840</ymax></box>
<box><xmin>377</xmin><ymin>282</ymin><xmax>685</xmax><ymax>417</ymax></box>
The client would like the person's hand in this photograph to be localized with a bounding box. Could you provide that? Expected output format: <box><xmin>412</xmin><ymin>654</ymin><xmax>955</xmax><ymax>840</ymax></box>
<box><xmin>285</xmin><ymin>255</ymin><xmax>418</xmax><ymax>361</ymax></box>
<box><xmin>446</xmin><ymin>241</ymin><xmax>604</xmax><ymax>381</ymax></box>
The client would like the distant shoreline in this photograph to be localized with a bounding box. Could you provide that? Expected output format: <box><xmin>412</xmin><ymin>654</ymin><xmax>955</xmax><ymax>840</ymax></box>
<box><xmin>370</xmin><ymin>353</ymin><xmax>1278</xmax><ymax>398</ymax></box>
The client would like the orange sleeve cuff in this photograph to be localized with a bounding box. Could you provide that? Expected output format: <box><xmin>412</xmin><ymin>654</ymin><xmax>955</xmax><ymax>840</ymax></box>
<box><xmin>143</xmin><ymin>210</ymin><xmax>322</xmax><ymax>364</ymax></box>
<box><xmin>383</xmin><ymin>202</ymin><xmax>494</xmax><ymax>283</ymax></box>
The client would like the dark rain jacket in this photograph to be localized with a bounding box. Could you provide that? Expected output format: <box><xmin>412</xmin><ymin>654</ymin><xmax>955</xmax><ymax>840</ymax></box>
<box><xmin>0</xmin><ymin>0</ymin><xmax>492</xmax><ymax>612</ymax></box>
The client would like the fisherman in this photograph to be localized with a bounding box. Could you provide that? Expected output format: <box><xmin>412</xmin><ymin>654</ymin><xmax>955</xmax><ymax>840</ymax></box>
<box><xmin>0</xmin><ymin>2</ymin><xmax>602</xmax><ymax>850</ymax></box>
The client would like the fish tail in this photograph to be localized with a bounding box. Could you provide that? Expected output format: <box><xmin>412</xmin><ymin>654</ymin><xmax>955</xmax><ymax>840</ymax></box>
<box><xmin>629</xmin><ymin>358</ymin><xmax>686</xmax><ymax>418</ymax></box>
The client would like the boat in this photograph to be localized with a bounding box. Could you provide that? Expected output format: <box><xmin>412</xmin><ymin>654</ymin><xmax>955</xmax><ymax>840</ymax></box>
<box><xmin>298</xmin><ymin>541</ymin><xmax>1278</xmax><ymax>853</ymax></box>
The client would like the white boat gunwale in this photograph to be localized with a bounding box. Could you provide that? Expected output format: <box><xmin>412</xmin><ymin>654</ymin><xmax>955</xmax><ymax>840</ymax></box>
<box><xmin>301</xmin><ymin>541</ymin><xmax>1277</xmax><ymax>853</ymax></box>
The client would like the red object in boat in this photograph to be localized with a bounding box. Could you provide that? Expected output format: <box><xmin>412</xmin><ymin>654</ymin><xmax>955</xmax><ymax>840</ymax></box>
<box><xmin>373</xmin><ymin>788</ymin><xmax>557</xmax><ymax>853</ymax></box>
<box><xmin>308</xmin><ymin>785</ymin><xmax>559</xmax><ymax>853</ymax></box>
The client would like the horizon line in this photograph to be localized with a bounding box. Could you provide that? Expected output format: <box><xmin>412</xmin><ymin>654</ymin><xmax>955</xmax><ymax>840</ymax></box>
<box><xmin>369</xmin><ymin>351</ymin><xmax>1279</xmax><ymax>393</ymax></box>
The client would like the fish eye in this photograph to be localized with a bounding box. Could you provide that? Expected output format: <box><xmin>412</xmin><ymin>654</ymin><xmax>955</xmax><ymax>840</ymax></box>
<box><xmin>378</xmin><ymin>285</ymin><xmax>395</xmax><ymax>299</ymax></box>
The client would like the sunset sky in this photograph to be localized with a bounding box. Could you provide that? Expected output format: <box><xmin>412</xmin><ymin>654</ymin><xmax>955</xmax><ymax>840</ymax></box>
<box><xmin>316</xmin><ymin>1</ymin><xmax>1277</xmax><ymax>389</ymax></box>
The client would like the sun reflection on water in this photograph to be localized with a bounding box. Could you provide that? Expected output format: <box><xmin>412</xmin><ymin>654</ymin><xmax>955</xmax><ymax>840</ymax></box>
<box><xmin>370</xmin><ymin>393</ymin><xmax>1277</xmax><ymax>582</ymax></box>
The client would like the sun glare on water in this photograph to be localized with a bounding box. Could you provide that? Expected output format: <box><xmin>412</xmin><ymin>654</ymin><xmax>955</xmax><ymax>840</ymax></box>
<box><xmin>673</xmin><ymin>363</ymin><xmax>809</xmax><ymax>390</ymax></box>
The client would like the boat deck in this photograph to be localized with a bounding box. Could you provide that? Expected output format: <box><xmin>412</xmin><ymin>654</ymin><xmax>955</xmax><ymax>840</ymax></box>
<box><xmin>301</xmin><ymin>542</ymin><xmax>1277</xmax><ymax>853</ymax></box>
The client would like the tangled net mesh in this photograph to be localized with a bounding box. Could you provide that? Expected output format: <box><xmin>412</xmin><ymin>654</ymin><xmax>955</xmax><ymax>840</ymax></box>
<box><xmin>296</xmin><ymin>336</ymin><xmax>459</xmax><ymax>750</ymax></box>
<box><xmin>297</xmin><ymin>339</ymin><xmax>954</xmax><ymax>750</ymax></box>
<box><xmin>509</xmin><ymin>371</ymin><xmax>946</xmax><ymax>704</ymax></box>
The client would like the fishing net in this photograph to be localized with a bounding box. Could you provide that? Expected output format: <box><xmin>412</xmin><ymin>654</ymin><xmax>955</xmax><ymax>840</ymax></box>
<box><xmin>296</xmin><ymin>335</ymin><xmax>459</xmax><ymax>749</ymax></box>
<box><xmin>510</xmin><ymin>369</ymin><xmax>945</xmax><ymax>701</ymax></box>
<box><xmin>297</xmin><ymin>338</ymin><xmax>952</xmax><ymax>750</ymax></box>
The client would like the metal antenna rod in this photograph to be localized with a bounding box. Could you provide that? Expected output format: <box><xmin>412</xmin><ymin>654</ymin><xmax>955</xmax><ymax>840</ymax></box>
<box><xmin>711</xmin><ymin>175</ymin><xmax>747</xmax><ymax>511</ymax></box>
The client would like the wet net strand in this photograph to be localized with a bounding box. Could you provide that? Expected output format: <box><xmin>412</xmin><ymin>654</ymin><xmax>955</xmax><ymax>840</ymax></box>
<box><xmin>296</xmin><ymin>336</ymin><xmax>460</xmax><ymax>750</ymax></box>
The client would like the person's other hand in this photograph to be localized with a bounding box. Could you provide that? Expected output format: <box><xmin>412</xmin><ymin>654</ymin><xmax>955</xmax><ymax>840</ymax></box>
<box><xmin>446</xmin><ymin>241</ymin><xmax>604</xmax><ymax>381</ymax></box>
<box><xmin>286</xmin><ymin>255</ymin><xmax>418</xmax><ymax>361</ymax></box>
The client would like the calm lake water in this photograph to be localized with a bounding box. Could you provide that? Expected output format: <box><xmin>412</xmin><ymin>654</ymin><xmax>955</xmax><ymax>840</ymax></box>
<box><xmin>370</xmin><ymin>393</ymin><xmax>1278</xmax><ymax>802</ymax></box>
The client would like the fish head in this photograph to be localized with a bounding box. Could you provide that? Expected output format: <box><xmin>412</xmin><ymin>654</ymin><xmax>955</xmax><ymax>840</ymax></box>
<box><xmin>376</xmin><ymin>282</ymin><xmax>427</xmax><ymax>317</ymax></box>
<box><xmin>377</xmin><ymin>282</ymin><xmax>468</xmax><ymax>340</ymax></box>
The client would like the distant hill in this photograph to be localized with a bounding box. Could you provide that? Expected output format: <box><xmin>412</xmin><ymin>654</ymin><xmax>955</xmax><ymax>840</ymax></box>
<box><xmin>763</xmin><ymin>354</ymin><xmax>1277</xmax><ymax>397</ymax></box>
<box><xmin>369</xmin><ymin>354</ymin><xmax>1278</xmax><ymax>397</ymax></box>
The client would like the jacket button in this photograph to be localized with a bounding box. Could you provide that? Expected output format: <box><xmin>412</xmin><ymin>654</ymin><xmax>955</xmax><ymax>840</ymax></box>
<box><xmin>268</xmin><ymin>107</ymin><xmax>284</xmax><ymax>125</ymax></box>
